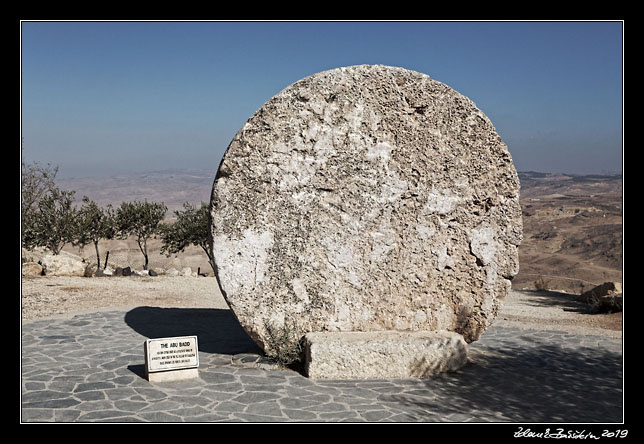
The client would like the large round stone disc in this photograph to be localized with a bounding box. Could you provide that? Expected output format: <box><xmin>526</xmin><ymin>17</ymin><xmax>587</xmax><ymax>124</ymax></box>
<box><xmin>210</xmin><ymin>65</ymin><xmax>522</xmax><ymax>352</ymax></box>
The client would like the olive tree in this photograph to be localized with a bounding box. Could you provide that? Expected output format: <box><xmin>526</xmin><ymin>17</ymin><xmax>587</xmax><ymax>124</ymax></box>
<box><xmin>74</xmin><ymin>197</ymin><xmax>116</xmax><ymax>270</ymax></box>
<box><xmin>22</xmin><ymin>187</ymin><xmax>78</xmax><ymax>255</ymax></box>
<box><xmin>115</xmin><ymin>200</ymin><xmax>167</xmax><ymax>270</ymax></box>
<box><xmin>160</xmin><ymin>202</ymin><xmax>215</xmax><ymax>274</ymax></box>
<box><xmin>21</xmin><ymin>157</ymin><xmax>64</xmax><ymax>252</ymax></box>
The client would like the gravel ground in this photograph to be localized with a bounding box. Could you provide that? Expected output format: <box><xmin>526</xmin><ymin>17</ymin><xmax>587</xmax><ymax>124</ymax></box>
<box><xmin>494</xmin><ymin>289</ymin><xmax>622</xmax><ymax>339</ymax></box>
<box><xmin>21</xmin><ymin>276</ymin><xmax>229</xmax><ymax>323</ymax></box>
<box><xmin>21</xmin><ymin>276</ymin><xmax>622</xmax><ymax>339</ymax></box>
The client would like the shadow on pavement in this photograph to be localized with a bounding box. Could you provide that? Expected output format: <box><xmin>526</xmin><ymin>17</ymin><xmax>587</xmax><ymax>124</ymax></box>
<box><xmin>385</xmin><ymin>336</ymin><xmax>623</xmax><ymax>423</ymax></box>
<box><xmin>124</xmin><ymin>306</ymin><xmax>262</xmax><ymax>355</ymax></box>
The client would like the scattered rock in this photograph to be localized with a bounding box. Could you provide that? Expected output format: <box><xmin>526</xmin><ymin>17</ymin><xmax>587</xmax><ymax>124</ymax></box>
<box><xmin>577</xmin><ymin>281</ymin><xmax>622</xmax><ymax>303</ymax></box>
<box><xmin>22</xmin><ymin>262</ymin><xmax>43</xmax><ymax>278</ymax></box>
<box><xmin>83</xmin><ymin>262</ymin><xmax>98</xmax><ymax>278</ymax></box>
<box><xmin>180</xmin><ymin>267</ymin><xmax>196</xmax><ymax>277</ymax></box>
<box><xmin>148</xmin><ymin>269</ymin><xmax>158</xmax><ymax>277</ymax></box>
<box><xmin>38</xmin><ymin>250</ymin><xmax>86</xmax><ymax>277</ymax></box>
<box><xmin>590</xmin><ymin>293</ymin><xmax>622</xmax><ymax>314</ymax></box>
<box><xmin>210</xmin><ymin>64</ymin><xmax>522</xmax><ymax>355</ymax></box>
<box><xmin>578</xmin><ymin>281</ymin><xmax>623</xmax><ymax>313</ymax></box>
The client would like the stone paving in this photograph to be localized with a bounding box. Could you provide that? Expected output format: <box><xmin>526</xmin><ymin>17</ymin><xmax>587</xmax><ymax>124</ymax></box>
<box><xmin>21</xmin><ymin>307</ymin><xmax>623</xmax><ymax>422</ymax></box>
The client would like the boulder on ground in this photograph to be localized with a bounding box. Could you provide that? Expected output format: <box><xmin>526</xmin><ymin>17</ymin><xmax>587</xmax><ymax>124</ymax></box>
<box><xmin>39</xmin><ymin>250</ymin><xmax>86</xmax><ymax>277</ymax></box>
<box><xmin>578</xmin><ymin>281</ymin><xmax>623</xmax><ymax>313</ymax></box>
<box><xmin>113</xmin><ymin>266</ymin><xmax>134</xmax><ymax>277</ymax></box>
<box><xmin>590</xmin><ymin>293</ymin><xmax>622</xmax><ymax>313</ymax></box>
<box><xmin>22</xmin><ymin>262</ymin><xmax>43</xmax><ymax>278</ymax></box>
<box><xmin>577</xmin><ymin>282</ymin><xmax>622</xmax><ymax>303</ymax></box>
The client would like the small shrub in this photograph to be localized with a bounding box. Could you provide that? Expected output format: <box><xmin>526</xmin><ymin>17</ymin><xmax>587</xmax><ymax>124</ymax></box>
<box><xmin>262</xmin><ymin>318</ymin><xmax>303</xmax><ymax>368</ymax></box>
<box><xmin>534</xmin><ymin>275</ymin><xmax>550</xmax><ymax>291</ymax></box>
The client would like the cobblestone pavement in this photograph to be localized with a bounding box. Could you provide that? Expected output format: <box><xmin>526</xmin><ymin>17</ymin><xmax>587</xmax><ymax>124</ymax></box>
<box><xmin>21</xmin><ymin>307</ymin><xmax>623</xmax><ymax>423</ymax></box>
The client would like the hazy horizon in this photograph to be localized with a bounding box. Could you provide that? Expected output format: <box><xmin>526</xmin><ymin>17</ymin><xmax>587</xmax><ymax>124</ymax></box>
<box><xmin>49</xmin><ymin>166</ymin><xmax>623</xmax><ymax>182</ymax></box>
<box><xmin>21</xmin><ymin>21</ymin><xmax>623</xmax><ymax>178</ymax></box>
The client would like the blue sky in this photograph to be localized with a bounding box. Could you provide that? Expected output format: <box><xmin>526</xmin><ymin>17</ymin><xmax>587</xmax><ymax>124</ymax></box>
<box><xmin>21</xmin><ymin>21</ymin><xmax>623</xmax><ymax>177</ymax></box>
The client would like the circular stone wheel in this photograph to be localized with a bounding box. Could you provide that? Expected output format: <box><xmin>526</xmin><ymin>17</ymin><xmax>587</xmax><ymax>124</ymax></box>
<box><xmin>210</xmin><ymin>65</ymin><xmax>522</xmax><ymax>354</ymax></box>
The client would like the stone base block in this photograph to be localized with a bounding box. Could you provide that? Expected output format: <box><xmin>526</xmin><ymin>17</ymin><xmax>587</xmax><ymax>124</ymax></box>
<box><xmin>147</xmin><ymin>367</ymin><xmax>199</xmax><ymax>383</ymax></box>
<box><xmin>303</xmin><ymin>330</ymin><xmax>468</xmax><ymax>380</ymax></box>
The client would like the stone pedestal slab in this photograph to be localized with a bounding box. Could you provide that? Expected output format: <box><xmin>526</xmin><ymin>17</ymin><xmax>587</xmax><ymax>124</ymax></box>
<box><xmin>303</xmin><ymin>330</ymin><xmax>468</xmax><ymax>380</ymax></box>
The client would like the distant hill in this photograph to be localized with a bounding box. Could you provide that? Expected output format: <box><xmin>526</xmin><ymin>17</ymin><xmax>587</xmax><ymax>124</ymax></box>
<box><xmin>518</xmin><ymin>171</ymin><xmax>622</xmax><ymax>199</ymax></box>
<box><xmin>514</xmin><ymin>171</ymin><xmax>622</xmax><ymax>293</ymax></box>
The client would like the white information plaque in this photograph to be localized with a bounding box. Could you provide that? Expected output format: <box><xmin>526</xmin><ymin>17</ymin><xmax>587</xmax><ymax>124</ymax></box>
<box><xmin>144</xmin><ymin>336</ymin><xmax>199</xmax><ymax>373</ymax></box>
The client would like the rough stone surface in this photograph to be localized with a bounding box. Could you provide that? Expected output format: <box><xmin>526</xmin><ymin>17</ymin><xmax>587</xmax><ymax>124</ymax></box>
<box><xmin>304</xmin><ymin>330</ymin><xmax>468</xmax><ymax>380</ymax></box>
<box><xmin>210</xmin><ymin>64</ymin><xmax>522</xmax><ymax>355</ymax></box>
